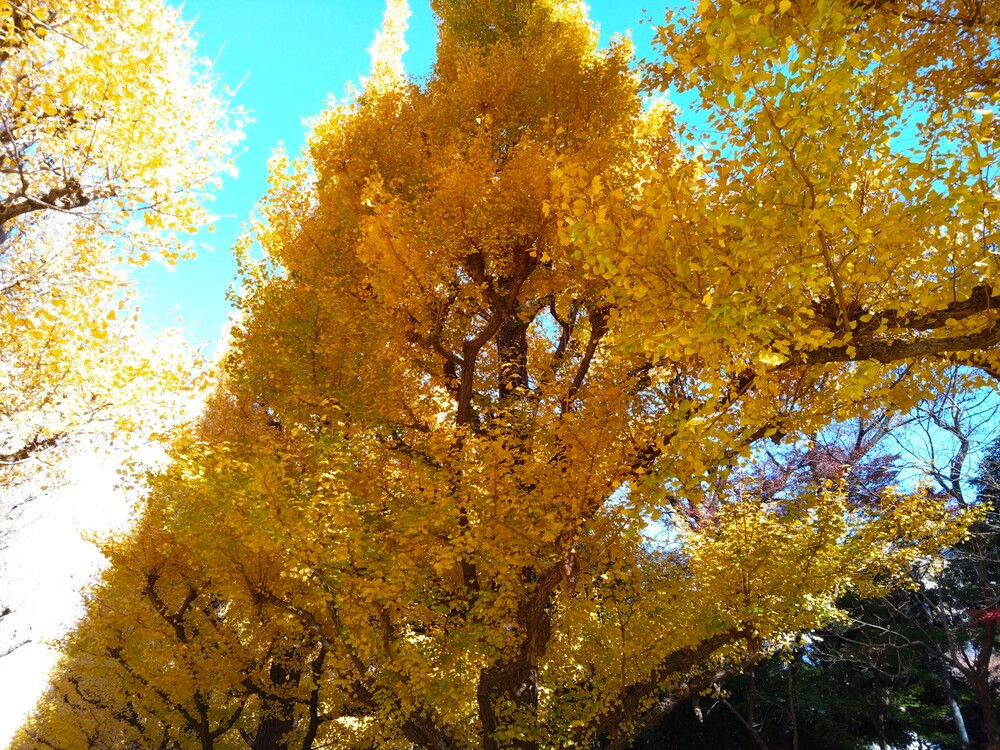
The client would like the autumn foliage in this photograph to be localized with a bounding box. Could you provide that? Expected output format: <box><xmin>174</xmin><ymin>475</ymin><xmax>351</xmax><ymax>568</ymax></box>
<box><xmin>0</xmin><ymin>0</ymin><xmax>241</xmax><ymax>498</ymax></box>
<box><xmin>12</xmin><ymin>0</ymin><xmax>1000</xmax><ymax>748</ymax></box>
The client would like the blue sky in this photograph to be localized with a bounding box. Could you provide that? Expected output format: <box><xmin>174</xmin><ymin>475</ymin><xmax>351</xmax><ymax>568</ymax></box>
<box><xmin>138</xmin><ymin>0</ymin><xmax>659</xmax><ymax>349</ymax></box>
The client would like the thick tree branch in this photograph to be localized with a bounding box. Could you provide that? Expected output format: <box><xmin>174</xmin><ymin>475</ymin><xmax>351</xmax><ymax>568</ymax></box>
<box><xmin>143</xmin><ymin>576</ymin><xmax>197</xmax><ymax>645</ymax></box>
<box><xmin>583</xmin><ymin>630</ymin><xmax>742</xmax><ymax>747</ymax></box>
<box><xmin>0</xmin><ymin>433</ymin><xmax>63</xmax><ymax>464</ymax></box>
<box><xmin>561</xmin><ymin>305</ymin><xmax>608</xmax><ymax>413</ymax></box>
<box><xmin>796</xmin><ymin>317</ymin><xmax>1000</xmax><ymax>367</ymax></box>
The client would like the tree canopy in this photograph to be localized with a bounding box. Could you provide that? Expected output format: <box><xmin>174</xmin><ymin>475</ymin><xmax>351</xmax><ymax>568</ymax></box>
<box><xmin>11</xmin><ymin>0</ymin><xmax>1000</xmax><ymax>748</ymax></box>
<box><xmin>0</xmin><ymin>0</ymin><xmax>241</xmax><ymax>497</ymax></box>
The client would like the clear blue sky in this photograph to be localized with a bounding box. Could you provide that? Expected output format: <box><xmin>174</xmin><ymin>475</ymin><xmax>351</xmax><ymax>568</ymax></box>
<box><xmin>138</xmin><ymin>1</ymin><xmax>659</xmax><ymax>348</ymax></box>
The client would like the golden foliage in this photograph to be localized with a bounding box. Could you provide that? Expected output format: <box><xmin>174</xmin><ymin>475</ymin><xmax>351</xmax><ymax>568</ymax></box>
<box><xmin>16</xmin><ymin>0</ymin><xmax>997</xmax><ymax>748</ymax></box>
<box><xmin>0</xmin><ymin>0</ymin><xmax>241</xmax><ymax>495</ymax></box>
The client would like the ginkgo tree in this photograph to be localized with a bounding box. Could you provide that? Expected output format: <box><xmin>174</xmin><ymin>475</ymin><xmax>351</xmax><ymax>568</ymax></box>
<box><xmin>0</xmin><ymin>0</ymin><xmax>239</xmax><ymax>670</ymax></box>
<box><xmin>0</xmin><ymin>0</ymin><xmax>241</xmax><ymax>497</ymax></box>
<box><xmin>14</xmin><ymin>0</ymin><xmax>1000</xmax><ymax>748</ymax></box>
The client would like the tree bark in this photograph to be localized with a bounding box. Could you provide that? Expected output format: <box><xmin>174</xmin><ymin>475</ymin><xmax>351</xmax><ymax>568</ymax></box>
<box><xmin>249</xmin><ymin>662</ymin><xmax>297</xmax><ymax>750</ymax></box>
<box><xmin>938</xmin><ymin>662</ymin><xmax>971</xmax><ymax>750</ymax></box>
<box><xmin>477</xmin><ymin>567</ymin><xmax>561</xmax><ymax>750</ymax></box>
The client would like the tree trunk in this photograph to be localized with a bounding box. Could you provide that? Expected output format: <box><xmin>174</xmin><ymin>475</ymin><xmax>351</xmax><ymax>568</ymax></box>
<box><xmin>939</xmin><ymin>662</ymin><xmax>971</xmax><ymax>750</ymax></box>
<box><xmin>721</xmin><ymin>700</ymin><xmax>772</xmax><ymax>750</ymax></box>
<box><xmin>972</xmin><ymin>675</ymin><xmax>1000</xmax><ymax>750</ymax></box>
<box><xmin>250</xmin><ymin>662</ymin><xmax>297</xmax><ymax>750</ymax></box>
<box><xmin>786</xmin><ymin>665</ymin><xmax>799</xmax><ymax>750</ymax></box>
<box><xmin>476</xmin><ymin>568</ymin><xmax>557</xmax><ymax>750</ymax></box>
<box><xmin>477</xmin><ymin>659</ymin><xmax>540</xmax><ymax>750</ymax></box>
<box><xmin>497</xmin><ymin>313</ymin><xmax>528</xmax><ymax>399</ymax></box>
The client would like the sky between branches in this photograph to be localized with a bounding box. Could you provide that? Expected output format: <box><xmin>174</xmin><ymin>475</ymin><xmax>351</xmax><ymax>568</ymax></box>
<box><xmin>136</xmin><ymin>0</ymin><xmax>659</xmax><ymax>350</ymax></box>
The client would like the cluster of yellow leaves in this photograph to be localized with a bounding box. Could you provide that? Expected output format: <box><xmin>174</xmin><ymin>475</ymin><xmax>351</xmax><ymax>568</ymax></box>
<box><xmin>12</xmin><ymin>501</ymin><xmax>357</xmax><ymax>750</ymax></box>
<box><xmin>0</xmin><ymin>0</ymin><xmax>241</xmax><ymax>258</ymax></box>
<box><xmin>0</xmin><ymin>0</ymin><xmax>242</xmax><ymax>495</ymax></box>
<box><xmin>566</xmin><ymin>0</ymin><xmax>999</xmax><ymax>380</ymax></box>
<box><xmin>15</xmin><ymin>0</ymin><xmax>994</xmax><ymax>748</ymax></box>
<box><xmin>555</xmin><ymin>0</ymin><xmax>1000</xmax><ymax>503</ymax></box>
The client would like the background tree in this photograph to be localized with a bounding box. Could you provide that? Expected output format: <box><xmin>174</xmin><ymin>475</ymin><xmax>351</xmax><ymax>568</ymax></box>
<box><xmin>640</xmin><ymin>616</ymin><xmax>962</xmax><ymax>750</ymax></box>
<box><xmin>647</xmin><ymin>382</ymin><xmax>1000</xmax><ymax>750</ymax></box>
<box><xmin>0</xmin><ymin>0</ymin><xmax>241</xmax><ymax>667</ymax></box>
<box><xmin>10</xmin><ymin>385</ymin><xmax>391</xmax><ymax>750</ymax></box>
<box><xmin>0</xmin><ymin>0</ymin><xmax>241</xmax><ymax>490</ymax></box>
<box><xmin>0</xmin><ymin>0</ymin><xmax>239</xmax><ymax>257</ymax></box>
<box><xmin>893</xmin><ymin>380</ymin><xmax>1000</xmax><ymax>748</ymax></box>
<box><xmin>11</xmin><ymin>514</ymin><xmax>332</xmax><ymax>750</ymax></box>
